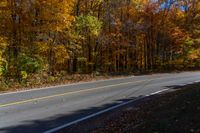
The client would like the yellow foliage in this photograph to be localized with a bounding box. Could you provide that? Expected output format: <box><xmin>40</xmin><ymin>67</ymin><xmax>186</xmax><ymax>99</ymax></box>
<box><xmin>53</xmin><ymin>45</ymin><xmax>69</xmax><ymax>64</ymax></box>
<box><xmin>0</xmin><ymin>36</ymin><xmax>7</xmax><ymax>64</ymax></box>
<box><xmin>188</xmin><ymin>48</ymin><xmax>200</xmax><ymax>60</ymax></box>
<box><xmin>35</xmin><ymin>42</ymin><xmax>49</xmax><ymax>55</ymax></box>
<box><xmin>176</xmin><ymin>10</ymin><xmax>185</xmax><ymax>18</ymax></box>
<box><xmin>34</xmin><ymin>0</ymin><xmax>75</xmax><ymax>32</ymax></box>
<box><xmin>0</xmin><ymin>37</ymin><xmax>7</xmax><ymax>50</ymax></box>
<box><xmin>0</xmin><ymin>37</ymin><xmax>7</xmax><ymax>76</ymax></box>
<box><xmin>20</xmin><ymin>71</ymin><xmax>28</xmax><ymax>79</ymax></box>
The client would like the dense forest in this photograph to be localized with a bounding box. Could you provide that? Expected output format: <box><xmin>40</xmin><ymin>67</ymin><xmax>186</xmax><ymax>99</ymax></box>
<box><xmin>0</xmin><ymin>0</ymin><xmax>200</xmax><ymax>87</ymax></box>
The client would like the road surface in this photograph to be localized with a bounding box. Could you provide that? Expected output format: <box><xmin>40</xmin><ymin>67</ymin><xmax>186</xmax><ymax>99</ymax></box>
<box><xmin>0</xmin><ymin>72</ymin><xmax>200</xmax><ymax>133</ymax></box>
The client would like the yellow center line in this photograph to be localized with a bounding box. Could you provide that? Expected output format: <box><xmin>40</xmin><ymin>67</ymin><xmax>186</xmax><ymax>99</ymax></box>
<box><xmin>0</xmin><ymin>77</ymin><xmax>164</xmax><ymax>108</ymax></box>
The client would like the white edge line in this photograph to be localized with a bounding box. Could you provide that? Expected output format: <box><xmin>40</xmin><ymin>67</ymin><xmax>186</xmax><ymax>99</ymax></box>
<box><xmin>43</xmin><ymin>97</ymin><xmax>144</xmax><ymax>133</ymax></box>
<box><xmin>150</xmin><ymin>89</ymin><xmax>169</xmax><ymax>95</ymax></box>
<box><xmin>0</xmin><ymin>76</ymin><xmax>135</xmax><ymax>96</ymax></box>
<box><xmin>44</xmin><ymin>89</ymin><xmax>169</xmax><ymax>133</ymax></box>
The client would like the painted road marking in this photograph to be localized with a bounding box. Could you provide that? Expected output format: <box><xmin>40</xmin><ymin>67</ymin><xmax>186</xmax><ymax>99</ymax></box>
<box><xmin>44</xmin><ymin>89</ymin><xmax>169</xmax><ymax>133</ymax></box>
<box><xmin>1</xmin><ymin>71</ymin><xmax>196</xmax><ymax>96</ymax></box>
<box><xmin>0</xmin><ymin>76</ymin><xmax>136</xmax><ymax>96</ymax></box>
<box><xmin>0</xmin><ymin>75</ymin><xmax>198</xmax><ymax>108</ymax></box>
<box><xmin>0</xmin><ymin>78</ymin><xmax>154</xmax><ymax>108</ymax></box>
<box><xmin>150</xmin><ymin>89</ymin><xmax>169</xmax><ymax>95</ymax></box>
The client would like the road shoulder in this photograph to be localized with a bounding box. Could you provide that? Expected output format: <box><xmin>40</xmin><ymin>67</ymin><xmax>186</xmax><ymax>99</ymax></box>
<box><xmin>59</xmin><ymin>82</ymin><xmax>200</xmax><ymax>133</ymax></box>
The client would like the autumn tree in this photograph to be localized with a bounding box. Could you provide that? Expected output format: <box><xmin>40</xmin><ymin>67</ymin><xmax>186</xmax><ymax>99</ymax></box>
<box><xmin>0</xmin><ymin>0</ymin><xmax>199</xmax><ymax>85</ymax></box>
<box><xmin>32</xmin><ymin>0</ymin><xmax>75</xmax><ymax>75</ymax></box>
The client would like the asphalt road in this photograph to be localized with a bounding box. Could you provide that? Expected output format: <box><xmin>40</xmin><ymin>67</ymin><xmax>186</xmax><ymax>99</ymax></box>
<box><xmin>0</xmin><ymin>72</ymin><xmax>200</xmax><ymax>133</ymax></box>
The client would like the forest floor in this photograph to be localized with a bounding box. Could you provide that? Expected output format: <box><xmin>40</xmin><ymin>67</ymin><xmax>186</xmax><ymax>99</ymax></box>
<box><xmin>61</xmin><ymin>82</ymin><xmax>200</xmax><ymax>133</ymax></box>
<box><xmin>0</xmin><ymin>73</ymin><xmax>131</xmax><ymax>93</ymax></box>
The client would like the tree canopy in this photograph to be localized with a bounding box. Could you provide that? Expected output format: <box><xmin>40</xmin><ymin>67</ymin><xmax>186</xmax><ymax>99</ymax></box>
<box><xmin>0</xmin><ymin>0</ymin><xmax>199</xmax><ymax>83</ymax></box>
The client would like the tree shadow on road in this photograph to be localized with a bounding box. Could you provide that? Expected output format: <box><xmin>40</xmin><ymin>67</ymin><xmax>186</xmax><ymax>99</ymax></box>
<box><xmin>0</xmin><ymin>84</ymin><xmax>190</xmax><ymax>133</ymax></box>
